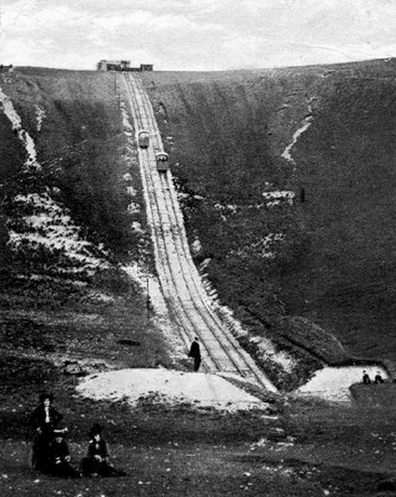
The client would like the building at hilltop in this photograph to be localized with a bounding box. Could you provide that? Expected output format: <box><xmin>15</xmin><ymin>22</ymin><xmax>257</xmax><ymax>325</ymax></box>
<box><xmin>97</xmin><ymin>60</ymin><xmax>153</xmax><ymax>72</ymax></box>
<box><xmin>0</xmin><ymin>64</ymin><xmax>14</xmax><ymax>73</ymax></box>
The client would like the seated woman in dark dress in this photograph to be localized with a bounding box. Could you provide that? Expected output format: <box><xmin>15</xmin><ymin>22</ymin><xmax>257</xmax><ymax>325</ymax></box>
<box><xmin>80</xmin><ymin>423</ymin><xmax>126</xmax><ymax>477</ymax></box>
<box><xmin>47</xmin><ymin>428</ymin><xmax>81</xmax><ymax>478</ymax></box>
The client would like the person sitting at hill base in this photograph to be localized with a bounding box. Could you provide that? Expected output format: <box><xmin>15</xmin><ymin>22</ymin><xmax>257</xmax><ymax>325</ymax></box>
<box><xmin>374</xmin><ymin>371</ymin><xmax>384</xmax><ymax>384</ymax></box>
<box><xmin>188</xmin><ymin>337</ymin><xmax>201</xmax><ymax>372</ymax></box>
<box><xmin>80</xmin><ymin>423</ymin><xmax>126</xmax><ymax>477</ymax></box>
<box><xmin>362</xmin><ymin>370</ymin><xmax>371</xmax><ymax>385</ymax></box>
<box><xmin>47</xmin><ymin>428</ymin><xmax>81</xmax><ymax>478</ymax></box>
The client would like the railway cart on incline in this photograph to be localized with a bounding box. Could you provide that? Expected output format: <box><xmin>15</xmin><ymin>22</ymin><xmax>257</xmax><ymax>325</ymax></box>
<box><xmin>156</xmin><ymin>152</ymin><xmax>169</xmax><ymax>172</ymax></box>
<box><xmin>138</xmin><ymin>130</ymin><xmax>150</xmax><ymax>148</ymax></box>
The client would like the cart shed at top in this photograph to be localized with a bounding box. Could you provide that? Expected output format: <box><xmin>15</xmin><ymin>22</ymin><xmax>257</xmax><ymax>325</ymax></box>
<box><xmin>156</xmin><ymin>152</ymin><xmax>169</xmax><ymax>172</ymax></box>
<box><xmin>138</xmin><ymin>130</ymin><xmax>150</xmax><ymax>148</ymax></box>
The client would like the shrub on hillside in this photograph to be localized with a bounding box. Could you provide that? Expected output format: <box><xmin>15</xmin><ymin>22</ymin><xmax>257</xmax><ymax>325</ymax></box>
<box><xmin>275</xmin><ymin>316</ymin><xmax>350</xmax><ymax>364</ymax></box>
<box><xmin>91</xmin><ymin>267</ymin><xmax>139</xmax><ymax>296</ymax></box>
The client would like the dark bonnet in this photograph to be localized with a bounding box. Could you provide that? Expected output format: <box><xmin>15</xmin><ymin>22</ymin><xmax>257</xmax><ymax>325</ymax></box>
<box><xmin>89</xmin><ymin>423</ymin><xmax>104</xmax><ymax>436</ymax></box>
<box><xmin>39</xmin><ymin>392</ymin><xmax>54</xmax><ymax>403</ymax></box>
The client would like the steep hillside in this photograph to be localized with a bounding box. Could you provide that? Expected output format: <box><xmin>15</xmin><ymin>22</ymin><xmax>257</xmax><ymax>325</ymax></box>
<box><xmin>0</xmin><ymin>68</ymin><xmax>149</xmax><ymax>262</ymax></box>
<box><xmin>2</xmin><ymin>60</ymin><xmax>396</xmax><ymax>391</ymax></box>
<box><xmin>3</xmin><ymin>62</ymin><xmax>396</xmax><ymax>497</ymax></box>
<box><xmin>284</xmin><ymin>63</ymin><xmax>396</xmax><ymax>361</ymax></box>
<box><xmin>0</xmin><ymin>68</ymin><xmax>179</xmax><ymax>396</ymax></box>
<box><xmin>140</xmin><ymin>59</ymin><xmax>396</xmax><ymax>373</ymax></box>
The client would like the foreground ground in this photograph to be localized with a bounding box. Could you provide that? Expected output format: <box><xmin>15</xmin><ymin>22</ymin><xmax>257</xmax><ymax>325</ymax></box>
<box><xmin>0</xmin><ymin>278</ymin><xmax>395</xmax><ymax>497</ymax></box>
<box><xmin>0</xmin><ymin>248</ymin><xmax>395</xmax><ymax>497</ymax></box>
<box><xmin>1</xmin><ymin>386</ymin><xmax>396</xmax><ymax>497</ymax></box>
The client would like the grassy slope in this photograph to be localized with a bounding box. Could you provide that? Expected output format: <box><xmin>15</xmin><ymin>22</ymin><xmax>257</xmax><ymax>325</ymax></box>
<box><xmin>2</xmin><ymin>64</ymin><xmax>396</xmax><ymax>497</ymax></box>
<box><xmin>2</xmin><ymin>68</ymin><xmax>148</xmax><ymax>260</ymax></box>
<box><xmin>0</xmin><ymin>67</ymin><xmax>174</xmax><ymax>397</ymax></box>
<box><xmin>282</xmin><ymin>62</ymin><xmax>396</xmax><ymax>361</ymax></box>
<box><xmin>3</xmin><ymin>62</ymin><xmax>396</xmax><ymax>382</ymax></box>
<box><xmin>140</xmin><ymin>60</ymin><xmax>396</xmax><ymax>370</ymax></box>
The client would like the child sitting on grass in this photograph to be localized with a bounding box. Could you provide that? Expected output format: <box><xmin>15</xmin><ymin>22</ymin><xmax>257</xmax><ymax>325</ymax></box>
<box><xmin>80</xmin><ymin>423</ymin><xmax>126</xmax><ymax>477</ymax></box>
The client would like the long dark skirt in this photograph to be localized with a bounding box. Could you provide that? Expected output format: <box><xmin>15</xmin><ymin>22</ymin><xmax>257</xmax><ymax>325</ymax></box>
<box><xmin>81</xmin><ymin>457</ymin><xmax>126</xmax><ymax>477</ymax></box>
<box><xmin>48</xmin><ymin>461</ymin><xmax>81</xmax><ymax>478</ymax></box>
<box><xmin>31</xmin><ymin>431</ymin><xmax>52</xmax><ymax>471</ymax></box>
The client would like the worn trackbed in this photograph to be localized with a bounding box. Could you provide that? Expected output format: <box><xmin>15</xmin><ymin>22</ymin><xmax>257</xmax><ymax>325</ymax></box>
<box><xmin>121</xmin><ymin>73</ymin><xmax>276</xmax><ymax>392</ymax></box>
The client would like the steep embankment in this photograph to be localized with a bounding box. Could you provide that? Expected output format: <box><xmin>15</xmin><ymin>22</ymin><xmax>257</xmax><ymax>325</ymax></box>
<box><xmin>0</xmin><ymin>68</ymin><xmax>177</xmax><ymax>389</ymax></box>
<box><xmin>283</xmin><ymin>62</ymin><xmax>396</xmax><ymax>362</ymax></box>
<box><xmin>140</xmin><ymin>60</ymin><xmax>396</xmax><ymax>375</ymax></box>
<box><xmin>2</xmin><ymin>61</ymin><xmax>396</xmax><ymax>390</ymax></box>
<box><xmin>0</xmin><ymin>68</ymin><xmax>148</xmax><ymax>262</ymax></box>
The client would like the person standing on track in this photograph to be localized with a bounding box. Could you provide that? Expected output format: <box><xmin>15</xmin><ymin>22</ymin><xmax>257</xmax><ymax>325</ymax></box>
<box><xmin>188</xmin><ymin>337</ymin><xmax>202</xmax><ymax>372</ymax></box>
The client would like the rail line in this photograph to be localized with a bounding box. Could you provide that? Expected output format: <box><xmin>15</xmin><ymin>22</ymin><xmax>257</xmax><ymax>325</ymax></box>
<box><xmin>121</xmin><ymin>73</ymin><xmax>277</xmax><ymax>392</ymax></box>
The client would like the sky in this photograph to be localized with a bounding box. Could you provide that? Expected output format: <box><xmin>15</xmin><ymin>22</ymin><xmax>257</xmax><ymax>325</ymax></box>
<box><xmin>1</xmin><ymin>0</ymin><xmax>396</xmax><ymax>71</ymax></box>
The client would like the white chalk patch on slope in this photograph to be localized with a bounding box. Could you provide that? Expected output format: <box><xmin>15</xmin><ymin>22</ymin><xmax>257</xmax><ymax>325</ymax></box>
<box><xmin>35</xmin><ymin>105</ymin><xmax>46</xmax><ymax>132</ymax></box>
<box><xmin>119</xmin><ymin>100</ymin><xmax>143</xmax><ymax>216</ymax></box>
<box><xmin>0</xmin><ymin>86</ymin><xmax>41</xmax><ymax>170</ymax></box>
<box><xmin>250</xmin><ymin>336</ymin><xmax>296</xmax><ymax>373</ymax></box>
<box><xmin>120</xmin><ymin>100</ymin><xmax>133</xmax><ymax>133</ymax></box>
<box><xmin>123</xmin><ymin>265</ymin><xmax>168</xmax><ymax>316</ymax></box>
<box><xmin>229</xmin><ymin>232</ymin><xmax>285</xmax><ymax>260</ymax></box>
<box><xmin>296</xmin><ymin>366</ymin><xmax>389</xmax><ymax>403</ymax></box>
<box><xmin>76</xmin><ymin>368</ymin><xmax>267</xmax><ymax>412</ymax></box>
<box><xmin>8</xmin><ymin>192</ymin><xmax>110</xmax><ymax>274</ymax></box>
<box><xmin>262</xmin><ymin>190</ymin><xmax>295</xmax><ymax>207</ymax></box>
<box><xmin>281</xmin><ymin>112</ymin><xmax>313</xmax><ymax>168</ymax></box>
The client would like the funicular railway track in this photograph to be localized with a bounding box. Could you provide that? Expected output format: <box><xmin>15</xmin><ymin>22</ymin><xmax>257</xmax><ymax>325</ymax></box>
<box><xmin>122</xmin><ymin>73</ymin><xmax>276</xmax><ymax>391</ymax></box>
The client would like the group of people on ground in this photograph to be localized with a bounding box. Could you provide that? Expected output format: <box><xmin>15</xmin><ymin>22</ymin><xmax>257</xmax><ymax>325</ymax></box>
<box><xmin>29</xmin><ymin>393</ymin><xmax>126</xmax><ymax>478</ymax></box>
<box><xmin>30</xmin><ymin>337</ymin><xmax>203</xmax><ymax>478</ymax></box>
<box><xmin>362</xmin><ymin>370</ymin><xmax>384</xmax><ymax>385</ymax></box>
